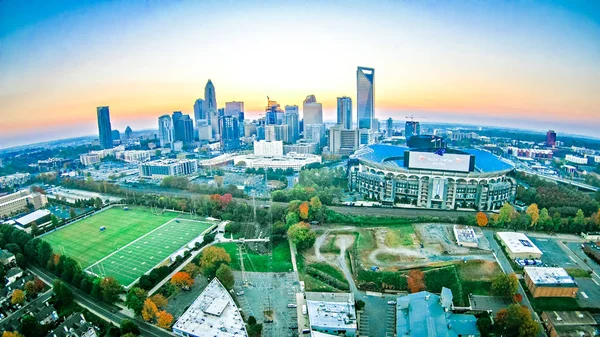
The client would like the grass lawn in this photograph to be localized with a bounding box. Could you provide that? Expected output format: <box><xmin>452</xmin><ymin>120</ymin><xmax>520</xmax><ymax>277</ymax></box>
<box><xmin>44</xmin><ymin>206</ymin><xmax>213</xmax><ymax>286</ymax></box>
<box><xmin>384</xmin><ymin>225</ymin><xmax>415</xmax><ymax>247</ymax></box>
<box><xmin>564</xmin><ymin>268</ymin><xmax>592</xmax><ymax>278</ymax></box>
<box><xmin>216</xmin><ymin>239</ymin><xmax>293</xmax><ymax>273</ymax></box>
<box><xmin>308</xmin><ymin>263</ymin><xmax>347</xmax><ymax>283</ymax></box>
<box><xmin>457</xmin><ymin>260</ymin><xmax>502</xmax><ymax>281</ymax></box>
<box><xmin>304</xmin><ymin>275</ymin><xmax>339</xmax><ymax>292</ymax></box>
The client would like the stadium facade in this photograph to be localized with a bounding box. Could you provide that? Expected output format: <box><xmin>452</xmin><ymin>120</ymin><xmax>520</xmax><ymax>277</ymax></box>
<box><xmin>348</xmin><ymin>144</ymin><xmax>516</xmax><ymax>211</ymax></box>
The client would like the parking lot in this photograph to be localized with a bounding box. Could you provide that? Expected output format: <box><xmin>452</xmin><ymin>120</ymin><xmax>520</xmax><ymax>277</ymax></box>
<box><xmin>470</xmin><ymin>295</ymin><xmax>513</xmax><ymax>315</ymax></box>
<box><xmin>233</xmin><ymin>271</ymin><xmax>299</xmax><ymax>337</ymax></box>
<box><xmin>576</xmin><ymin>278</ymin><xmax>600</xmax><ymax>309</ymax></box>
<box><xmin>529</xmin><ymin>238</ymin><xmax>579</xmax><ymax>268</ymax></box>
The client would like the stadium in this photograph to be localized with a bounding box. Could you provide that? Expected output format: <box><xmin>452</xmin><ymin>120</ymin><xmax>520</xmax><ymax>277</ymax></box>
<box><xmin>348</xmin><ymin>144</ymin><xmax>516</xmax><ymax>211</ymax></box>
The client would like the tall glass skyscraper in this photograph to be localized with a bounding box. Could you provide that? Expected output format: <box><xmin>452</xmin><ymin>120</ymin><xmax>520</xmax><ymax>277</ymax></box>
<box><xmin>96</xmin><ymin>106</ymin><xmax>113</xmax><ymax>149</ymax></box>
<box><xmin>158</xmin><ymin>114</ymin><xmax>173</xmax><ymax>147</ymax></box>
<box><xmin>283</xmin><ymin>105</ymin><xmax>300</xmax><ymax>143</ymax></box>
<box><xmin>193</xmin><ymin>98</ymin><xmax>204</xmax><ymax>125</ymax></box>
<box><xmin>172</xmin><ymin>111</ymin><xmax>194</xmax><ymax>144</ymax></box>
<box><xmin>219</xmin><ymin>115</ymin><xmax>240</xmax><ymax>151</ymax></box>
<box><xmin>356</xmin><ymin>67</ymin><xmax>375</xmax><ymax>130</ymax></box>
<box><xmin>203</xmin><ymin>80</ymin><xmax>219</xmax><ymax>138</ymax></box>
<box><xmin>337</xmin><ymin>96</ymin><xmax>353</xmax><ymax>129</ymax></box>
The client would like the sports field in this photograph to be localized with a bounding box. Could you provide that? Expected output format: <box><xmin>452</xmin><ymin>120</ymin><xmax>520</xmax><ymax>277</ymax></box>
<box><xmin>43</xmin><ymin>206</ymin><xmax>214</xmax><ymax>287</ymax></box>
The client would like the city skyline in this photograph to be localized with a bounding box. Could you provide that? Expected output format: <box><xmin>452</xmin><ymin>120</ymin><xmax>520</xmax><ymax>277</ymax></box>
<box><xmin>1</xmin><ymin>1</ymin><xmax>599</xmax><ymax>148</ymax></box>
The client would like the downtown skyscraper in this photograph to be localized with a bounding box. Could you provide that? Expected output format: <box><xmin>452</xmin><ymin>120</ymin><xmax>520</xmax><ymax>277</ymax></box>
<box><xmin>172</xmin><ymin>111</ymin><xmax>194</xmax><ymax>144</ymax></box>
<box><xmin>356</xmin><ymin>66</ymin><xmax>375</xmax><ymax>130</ymax></box>
<box><xmin>337</xmin><ymin>96</ymin><xmax>353</xmax><ymax>129</ymax></box>
<box><xmin>203</xmin><ymin>80</ymin><xmax>219</xmax><ymax>138</ymax></box>
<box><xmin>158</xmin><ymin>114</ymin><xmax>173</xmax><ymax>147</ymax></box>
<box><xmin>303</xmin><ymin>95</ymin><xmax>323</xmax><ymax>125</ymax></box>
<box><xmin>96</xmin><ymin>106</ymin><xmax>113</xmax><ymax>149</ymax></box>
<box><xmin>284</xmin><ymin>105</ymin><xmax>300</xmax><ymax>143</ymax></box>
<box><xmin>193</xmin><ymin>98</ymin><xmax>205</xmax><ymax>126</ymax></box>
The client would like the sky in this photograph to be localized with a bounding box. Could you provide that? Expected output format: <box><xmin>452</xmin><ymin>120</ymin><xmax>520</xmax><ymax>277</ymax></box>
<box><xmin>1</xmin><ymin>0</ymin><xmax>599</xmax><ymax>148</ymax></box>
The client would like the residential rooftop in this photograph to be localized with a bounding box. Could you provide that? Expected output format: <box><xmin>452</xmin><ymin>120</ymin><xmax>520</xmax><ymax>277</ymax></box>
<box><xmin>172</xmin><ymin>278</ymin><xmax>247</xmax><ymax>337</ymax></box>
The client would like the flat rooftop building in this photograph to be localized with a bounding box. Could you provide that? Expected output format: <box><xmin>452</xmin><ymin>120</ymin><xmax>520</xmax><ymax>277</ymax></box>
<box><xmin>496</xmin><ymin>232</ymin><xmax>543</xmax><ymax>259</ymax></box>
<box><xmin>524</xmin><ymin>267</ymin><xmax>578</xmax><ymax>298</ymax></box>
<box><xmin>139</xmin><ymin>158</ymin><xmax>198</xmax><ymax>178</ymax></box>
<box><xmin>172</xmin><ymin>278</ymin><xmax>247</xmax><ymax>337</ymax></box>
<box><xmin>541</xmin><ymin>311</ymin><xmax>599</xmax><ymax>337</ymax></box>
<box><xmin>305</xmin><ymin>292</ymin><xmax>357</xmax><ymax>337</ymax></box>
<box><xmin>453</xmin><ymin>225</ymin><xmax>478</xmax><ymax>248</ymax></box>
<box><xmin>15</xmin><ymin>209</ymin><xmax>51</xmax><ymax>228</ymax></box>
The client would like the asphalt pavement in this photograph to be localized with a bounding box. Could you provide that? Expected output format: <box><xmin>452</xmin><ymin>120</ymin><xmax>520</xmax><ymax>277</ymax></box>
<box><xmin>29</xmin><ymin>266</ymin><xmax>174</xmax><ymax>337</ymax></box>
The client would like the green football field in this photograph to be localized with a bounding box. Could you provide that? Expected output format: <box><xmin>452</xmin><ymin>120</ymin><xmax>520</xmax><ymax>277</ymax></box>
<box><xmin>43</xmin><ymin>206</ymin><xmax>214</xmax><ymax>287</ymax></box>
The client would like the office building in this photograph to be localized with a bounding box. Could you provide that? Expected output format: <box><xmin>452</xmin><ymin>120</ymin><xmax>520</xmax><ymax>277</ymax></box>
<box><xmin>284</xmin><ymin>141</ymin><xmax>318</xmax><ymax>155</ymax></box>
<box><xmin>304</xmin><ymin>124</ymin><xmax>324</xmax><ymax>147</ymax></box>
<box><xmin>329</xmin><ymin>125</ymin><xmax>359</xmax><ymax>156</ymax></box>
<box><xmin>172</xmin><ymin>112</ymin><xmax>194</xmax><ymax>144</ymax></box>
<box><xmin>96</xmin><ymin>106</ymin><xmax>113</xmax><ymax>149</ymax></box>
<box><xmin>116</xmin><ymin>150</ymin><xmax>151</xmax><ymax>163</ymax></box>
<box><xmin>225</xmin><ymin>101</ymin><xmax>244</xmax><ymax>119</ymax></box>
<box><xmin>124</xmin><ymin>126</ymin><xmax>133</xmax><ymax>140</ymax></box>
<box><xmin>546</xmin><ymin>130</ymin><xmax>557</xmax><ymax>147</ymax></box>
<box><xmin>453</xmin><ymin>225</ymin><xmax>478</xmax><ymax>248</ymax></box>
<box><xmin>303</xmin><ymin>95</ymin><xmax>323</xmax><ymax>125</ymax></box>
<box><xmin>254</xmin><ymin>140</ymin><xmax>283</xmax><ymax>156</ymax></box>
<box><xmin>0</xmin><ymin>190</ymin><xmax>48</xmax><ymax>219</ymax></box>
<box><xmin>283</xmin><ymin>105</ymin><xmax>300</xmax><ymax>143</ymax></box>
<box><xmin>386</xmin><ymin>118</ymin><xmax>393</xmax><ymax>137</ymax></box>
<box><xmin>496</xmin><ymin>232</ymin><xmax>543</xmax><ymax>259</ymax></box>
<box><xmin>405</xmin><ymin>121</ymin><xmax>420</xmax><ymax>139</ymax></box>
<box><xmin>244</xmin><ymin>120</ymin><xmax>257</xmax><ymax>138</ymax></box>
<box><xmin>524</xmin><ymin>267</ymin><xmax>578</xmax><ymax>298</ymax></box>
<box><xmin>265</xmin><ymin>99</ymin><xmax>283</xmax><ymax>125</ymax></box>
<box><xmin>158</xmin><ymin>115</ymin><xmax>173</xmax><ymax>148</ymax></box>
<box><xmin>234</xmin><ymin>153</ymin><xmax>321</xmax><ymax>171</ymax></box>
<box><xmin>507</xmin><ymin>147</ymin><xmax>553</xmax><ymax>159</ymax></box>
<box><xmin>203</xmin><ymin>80</ymin><xmax>219</xmax><ymax>137</ymax></box>
<box><xmin>541</xmin><ymin>311</ymin><xmax>598</xmax><ymax>337</ymax></box>
<box><xmin>172</xmin><ymin>278</ymin><xmax>247</xmax><ymax>337</ymax></box>
<box><xmin>305</xmin><ymin>292</ymin><xmax>357</xmax><ymax>337</ymax></box>
<box><xmin>356</xmin><ymin>67</ymin><xmax>375</xmax><ymax>130</ymax></box>
<box><xmin>336</xmin><ymin>96</ymin><xmax>353</xmax><ymax>130</ymax></box>
<box><xmin>193</xmin><ymin>98</ymin><xmax>205</xmax><ymax>125</ymax></box>
<box><xmin>80</xmin><ymin>153</ymin><xmax>101</xmax><ymax>166</ymax></box>
<box><xmin>265</xmin><ymin>124</ymin><xmax>289</xmax><ymax>142</ymax></box>
<box><xmin>359</xmin><ymin>128</ymin><xmax>374</xmax><ymax>145</ymax></box>
<box><xmin>565</xmin><ymin>154</ymin><xmax>588</xmax><ymax>165</ymax></box>
<box><xmin>396</xmin><ymin>288</ymin><xmax>480</xmax><ymax>336</ymax></box>
<box><xmin>220</xmin><ymin>116</ymin><xmax>240</xmax><ymax>151</ymax></box>
<box><xmin>139</xmin><ymin>159</ymin><xmax>198</xmax><ymax>178</ymax></box>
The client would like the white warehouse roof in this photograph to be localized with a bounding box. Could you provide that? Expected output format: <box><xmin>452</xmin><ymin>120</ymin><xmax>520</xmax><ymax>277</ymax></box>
<box><xmin>497</xmin><ymin>232</ymin><xmax>543</xmax><ymax>256</ymax></box>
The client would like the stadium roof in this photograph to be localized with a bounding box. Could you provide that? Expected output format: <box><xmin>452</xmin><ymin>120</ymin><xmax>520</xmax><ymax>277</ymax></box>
<box><xmin>354</xmin><ymin>144</ymin><xmax>513</xmax><ymax>173</ymax></box>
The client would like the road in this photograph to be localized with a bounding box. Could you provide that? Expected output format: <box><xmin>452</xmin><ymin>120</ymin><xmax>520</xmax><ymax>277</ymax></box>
<box><xmin>29</xmin><ymin>266</ymin><xmax>174</xmax><ymax>337</ymax></box>
<box><xmin>483</xmin><ymin>230</ymin><xmax>547</xmax><ymax>337</ymax></box>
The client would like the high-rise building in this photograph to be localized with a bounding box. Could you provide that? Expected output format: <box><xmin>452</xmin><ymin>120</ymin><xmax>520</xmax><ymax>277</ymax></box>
<box><xmin>193</xmin><ymin>98</ymin><xmax>205</xmax><ymax>125</ymax></box>
<box><xmin>158</xmin><ymin>115</ymin><xmax>173</xmax><ymax>147</ymax></box>
<box><xmin>265</xmin><ymin>99</ymin><xmax>282</xmax><ymax>125</ymax></box>
<box><xmin>304</xmin><ymin>124</ymin><xmax>324</xmax><ymax>147</ymax></box>
<box><xmin>386</xmin><ymin>118</ymin><xmax>393</xmax><ymax>137</ymax></box>
<box><xmin>303</xmin><ymin>95</ymin><xmax>323</xmax><ymax>125</ymax></box>
<box><xmin>203</xmin><ymin>80</ymin><xmax>218</xmax><ymax>137</ymax></box>
<box><xmin>356</xmin><ymin>67</ymin><xmax>375</xmax><ymax>130</ymax></box>
<box><xmin>225</xmin><ymin>101</ymin><xmax>244</xmax><ymax>119</ymax></box>
<box><xmin>197</xmin><ymin>120</ymin><xmax>212</xmax><ymax>141</ymax></box>
<box><xmin>172</xmin><ymin>112</ymin><xmax>194</xmax><ymax>144</ymax></box>
<box><xmin>219</xmin><ymin>116</ymin><xmax>240</xmax><ymax>151</ymax></box>
<box><xmin>405</xmin><ymin>121</ymin><xmax>420</xmax><ymax>139</ymax></box>
<box><xmin>265</xmin><ymin>125</ymin><xmax>289</xmax><ymax>142</ymax></box>
<box><xmin>96</xmin><ymin>106</ymin><xmax>113</xmax><ymax>149</ymax></box>
<box><xmin>254</xmin><ymin>140</ymin><xmax>283</xmax><ymax>156</ymax></box>
<box><xmin>337</xmin><ymin>97</ymin><xmax>353</xmax><ymax>129</ymax></box>
<box><xmin>124</xmin><ymin>126</ymin><xmax>133</xmax><ymax>140</ymax></box>
<box><xmin>546</xmin><ymin>130</ymin><xmax>557</xmax><ymax>147</ymax></box>
<box><xmin>283</xmin><ymin>105</ymin><xmax>300</xmax><ymax>143</ymax></box>
<box><xmin>111</xmin><ymin>129</ymin><xmax>121</xmax><ymax>141</ymax></box>
<box><xmin>329</xmin><ymin>125</ymin><xmax>359</xmax><ymax>155</ymax></box>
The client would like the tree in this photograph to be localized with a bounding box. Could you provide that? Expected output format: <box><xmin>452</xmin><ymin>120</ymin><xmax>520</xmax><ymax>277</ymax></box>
<box><xmin>407</xmin><ymin>269</ymin><xmax>425</xmax><ymax>293</ymax></box>
<box><xmin>33</xmin><ymin>277</ymin><xmax>45</xmax><ymax>292</ymax></box>
<box><xmin>495</xmin><ymin>304</ymin><xmax>538</xmax><ymax>337</ymax></box>
<box><xmin>476</xmin><ymin>212</ymin><xmax>488</xmax><ymax>227</ymax></box>
<box><xmin>24</xmin><ymin>281</ymin><xmax>37</xmax><ymax>297</ymax></box>
<box><xmin>216</xmin><ymin>264</ymin><xmax>235</xmax><ymax>290</ymax></box>
<box><xmin>15</xmin><ymin>253</ymin><xmax>26</xmax><ymax>268</ymax></box>
<box><xmin>20</xmin><ymin>315</ymin><xmax>43</xmax><ymax>337</ymax></box>
<box><xmin>170</xmin><ymin>272</ymin><xmax>194</xmax><ymax>289</ymax></box>
<box><xmin>69</xmin><ymin>207</ymin><xmax>76</xmax><ymax>218</ymax></box>
<box><xmin>121</xmin><ymin>333</ymin><xmax>138</xmax><ymax>337</ymax></box>
<box><xmin>150</xmin><ymin>294</ymin><xmax>168</xmax><ymax>309</ymax></box>
<box><xmin>539</xmin><ymin>208</ymin><xmax>551</xmax><ymax>228</ymax></box>
<box><xmin>142</xmin><ymin>298</ymin><xmax>158</xmax><ymax>321</ymax></box>
<box><xmin>120</xmin><ymin>319</ymin><xmax>140</xmax><ymax>335</ymax></box>
<box><xmin>30</xmin><ymin>222</ymin><xmax>39</xmax><ymax>236</ymax></box>
<box><xmin>51</xmin><ymin>214</ymin><xmax>60</xmax><ymax>229</ymax></box>
<box><xmin>288</xmin><ymin>222</ymin><xmax>316</xmax><ymax>250</ymax></box>
<box><xmin>125</xmin><ymin>287</ymin><xmax>148</xmax><ymax>316</ymax></box>
<box><xmin>476</xmin><ymin>313</ymin><xmax>493</xmax><ymax>337</ymax></box>
<box><xmin>199</xmin><ymin>246</ymin><xmax>231</xmax><ymax>277</ymax></box>
<box><xmin>513</xmin><ymin>293</ymin><xmax>523</xmax><ymax>303</ymax></box>
<box><xmin>11</xmin><ymin>289</ymin><xmax>25</xmax><ymax>305</ymax></box>
<box><xmin>53</xmin><ymin>280</ymin><xmax>74</xmax><ymax>306</ymax></box>
<box><xmin>101</xmin><ymin>277</ymin><xmax>122</xmax><ymax>304</ymax></box>
<box><xmin>183</xmin><ymin>263</ymin><xmax>201</xmax><ymax>278</ymax></box>
<box><xmin>525</xmin><ymin>204</ymin><xmax>540</xmax><ymax>227</ymax></box>
<box><xmin>3</xmin><ymin>332</ymin><xmax>24</xmax><ymax>337</ymax></box>
<box><xmin>355</xmin><ymin>300</ymin><xmax>365</xmax><ymax>311</ymax></box>
<box><xmin>298</xmin><ymin>202</ymin><xmax>310</xmax><ymax>220</ymax></box>
<box><xmin>156</xmin><ymin>310</ymin><xmax>174</xmax><ymax>328</ymax></box>
<box><xmin>248</xmin><ymin>316</ymin><xmax>257</xmax><ymax>325</ymax></box>
<box><xmin>499</xmin><ymin>203</ymin><xmax>516</xmax><ymax>225</ymax></box>
<box><xmin>574</xmin><ymin>209</ymin><xmax>586</xmax><ymax>227</ymax></box>
<box><xmin>491</xmin><ymin>273</ymin><xmax>519</xmax><ymax>297</ymax></box>
<box><xmin>519</xmin><ymin>318</ymin><xmax>540</xmax><ymax>337</ymax></box>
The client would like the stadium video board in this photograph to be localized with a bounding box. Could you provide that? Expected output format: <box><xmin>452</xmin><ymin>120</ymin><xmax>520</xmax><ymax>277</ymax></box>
<box><xmin>406</xmin><ymin>151</ymin><xmax>473</xmax><ymax>172</ymax></box>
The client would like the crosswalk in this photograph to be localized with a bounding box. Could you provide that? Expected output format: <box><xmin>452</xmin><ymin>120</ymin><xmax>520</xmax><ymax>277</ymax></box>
<box><xmin>385</xmin><ymin>305</ymin><xmax>397</xmax><ymax>336</ymax></box>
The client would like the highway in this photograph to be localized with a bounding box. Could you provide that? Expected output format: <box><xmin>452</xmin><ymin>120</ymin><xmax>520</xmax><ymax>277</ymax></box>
<box><xmin>29</xmin><ymin>266</ymin><xmax>174</xmax><ymax>337</ymax></box>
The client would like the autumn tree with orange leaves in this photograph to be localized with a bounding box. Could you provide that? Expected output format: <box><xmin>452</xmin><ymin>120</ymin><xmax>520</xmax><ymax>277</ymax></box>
<box><xmin>3</xmin><ymin>332</ymin><xmax>24</xmax><ymax>337</ymax></box>
<box><xmin>298</xmin><ymin>201</ymin><xmax>310</xmax><ymax>220</ymax></box>
<box><xmin>151</xmin><ymin>294</ymin><xmax>168</xmax><ymax>309</ymax></box>
<box><xmin>476</xmin><ymin>212</ymin><xmax>488</xmax><ymax>227</ymax></box>
<box><xmin>156</xmin><ymin>310</ymin><xmax>174</xmax><ymax>328</ymax></box>
<box><xmin>407</xmin><ymin>270</ymin><xmax>425</xmax><ymax>293</ymax></box>
<box><xmin>170</xmin><ymin>272</ymin><xmax>194</xmax><ymax>289</ymax></box>
<box><xmin>142</xmin><ymin>298</ymin><xmax>158</xmax><ymax>321</ymax></box>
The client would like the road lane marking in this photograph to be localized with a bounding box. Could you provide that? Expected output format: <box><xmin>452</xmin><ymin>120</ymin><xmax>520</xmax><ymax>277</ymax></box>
<box><xmin>592</xmin><ymin>278</ymin><xmax>599</xmax><ymax>286</ymax></box>
<box><xmin>581</xmin><ymin>292</ymin><xmax>589</xmax><ymax>299</ymax></box>
<box><xmin>569</xmin><ymin>256</ymin><xmax>577</xmax><ymax>262</ymax></box>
